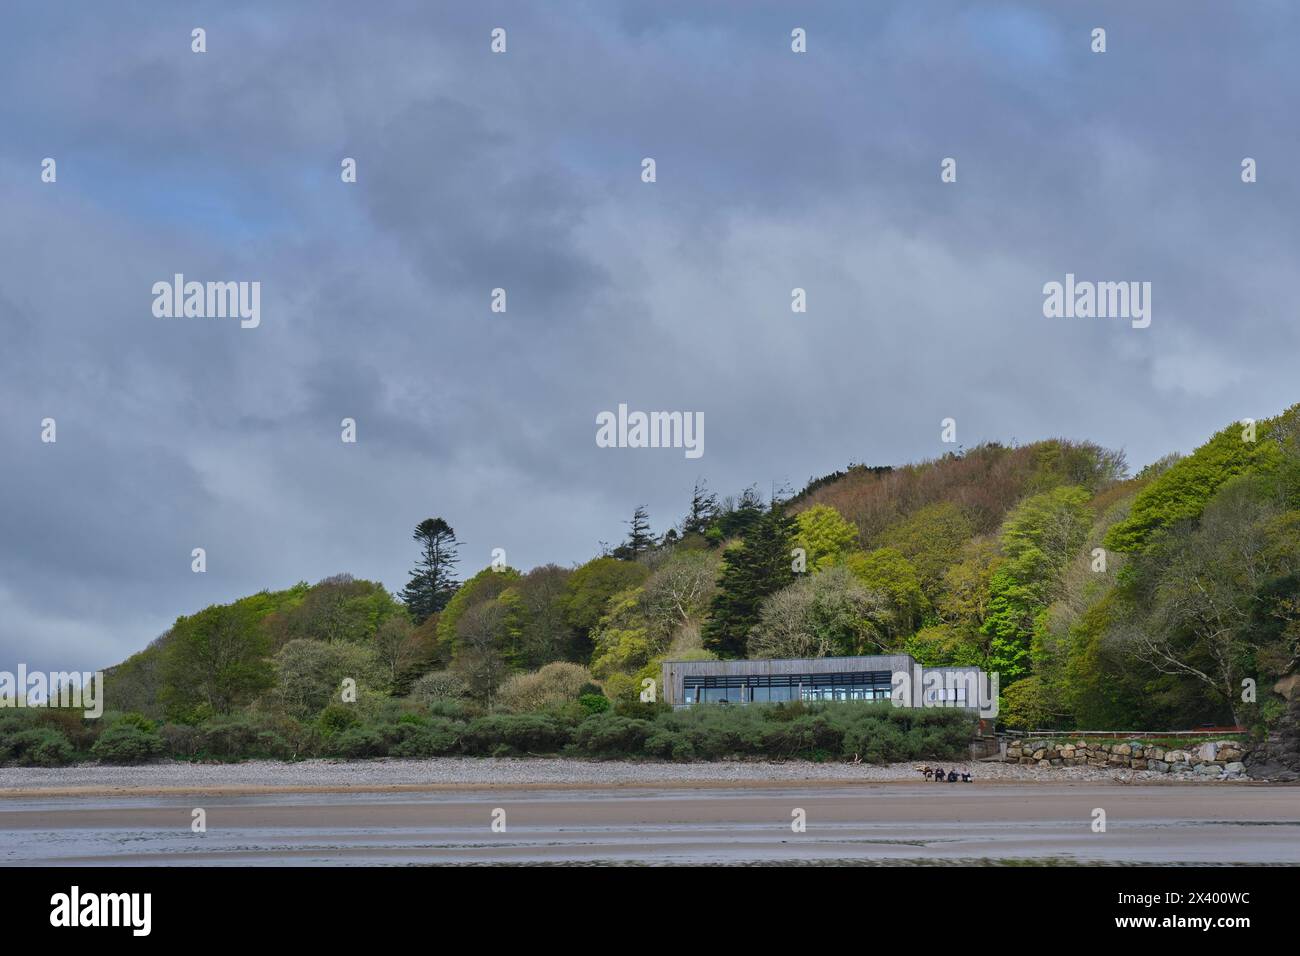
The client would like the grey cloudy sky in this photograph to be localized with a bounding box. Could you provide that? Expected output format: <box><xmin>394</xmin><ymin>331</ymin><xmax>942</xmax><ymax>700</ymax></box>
<box><xmin>2</xmin><ymin>1</ymin><xmax>1298</xmax><ymax>672</ymax></box>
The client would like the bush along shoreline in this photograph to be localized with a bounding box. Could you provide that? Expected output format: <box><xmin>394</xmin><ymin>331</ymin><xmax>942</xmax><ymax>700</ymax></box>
<box><xmin>0</xmin><ymin>700</ymin><xmax>975</xmax><ymax>766</ymax></box>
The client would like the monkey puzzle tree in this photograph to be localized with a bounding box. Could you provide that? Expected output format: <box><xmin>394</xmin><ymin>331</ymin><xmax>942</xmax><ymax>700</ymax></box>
<box><xmin>401</xmin><ymin>518</ymin><xmax>461</xmax><ymax>625</ymax></box>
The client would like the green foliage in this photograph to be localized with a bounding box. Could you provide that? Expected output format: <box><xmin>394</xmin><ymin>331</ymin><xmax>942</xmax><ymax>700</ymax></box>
<box><xmin>0</xmin><ymin>725</ymin><xmax>74</xmax><ymax>766</ymax></box>
<box><xmin>748</xmin><ymin>566</ymin><xmax>891</xmax><ymax>658</ymax></box>
<box><xmin>1105</xmin><ymin>417</ymin><xmax>1284</xmax><ymax>553</ymax></box>
<box><xmin>1026</xmin><ymin>439</ymin><xmax>1128</xmax><ymax>494</ymax></box>
<box><xmin>560</xmin><ymin>557</ymin><xmax>650</xmax><ymax>650</ymax></box>
<box><xmin>703</xmin><ymin>506</ymin><xmax>798</xmax><ymax>657</ymax></box>
<box><xmin>112</xmin><ymin>712</ymin><xmax>158</xmax><ymax>733</ymax></box>
<box><xmin>159</xmin><ymin>713</ymin><xmax>305</xmax><ymax>761</ymax></box>
<box><xmin>998</xmin><ymin>676</ymin><xmax>1053</xmax><ymax>731</ymax></box>
<box><xmin>265</xmin><ymin>575</ymin><xmax>401</xmax><ymax>647</ymax></box>
<box><xmin>401</xmin><ymin>518</ymin><xmax>461</xmax><ymax>624</ymax></box>
<box><xmin>709</xmin><ymin>485</ymin><xmax>767</xmax><ymax>540</ymax></box>
<box><xmin>460</xmin><ymin>714</ymin><xmax>570</xmax><ymax>754</ymax></box>
<box><xmin>982</xmin><ymin>486</ymin><xmax>1092</xmax><ymax>681</ymax></box>
<box><xmin>498</xmin><ymin>564</ymin><xmax>576</xmax><ymax>668</ymax></box>
<box><xmin>409</xmin><ymin>669</ymin><xmax>470</xmax><ymax>707</ymax></box>
<box><xmin>904</xmin><ymin>624</ymin><xmax>987</xmax><ymax>667</ymax></box>
<box><xmin>326</xmin><ymin>726</ymin><xmax>388</xmax><ymax>758</ymax></box>
<box><xmin>1116</xmin><ymin>477</ymin><xmax>1300</xmax><ymax>723</ymax></box>
<box><xmin>103</xmin><ymin>646</ymin><xmax>166</xmax><ymax>720</ymax></box>
<box><xmin>91</xmin><ymin>723</ymin><xmax>164</xmax><ymax>764</ymax></box>
<box><xmin>589</xmin><ymin>587</ymin><xmax>652</xmax><ymax>679</ymax></box>
<box><xmin>496</xmin><ymin>662</ymin><xmax>593</xmax><ymax>712</ymax></box>
<box><xmin>389</xmin><ymin>718</ymin><xmax>461</xmax><ymax>757</ymax></box>
<box><xmin>844</xmin><ymin>547</ymin><xmax>928</xmax><ymax>639</ymax></box>
<box><xmin>91</xmin><ymin>403</ymin><xmax>1300</xmax><ymax>749</ymax></box>
<box><xmin>879</xmin><ymin>502</ymin><xmax>975</xmax><ymax>597</ymax></box>
<box><xmin>572</xmin><ymin>713</ymin><xmax>656</xmax><ymax>755</ymax></box>
<box><xmin>793</xmin><ymin>504</ymin><xmax>859</xmax><ymax>571</ymax></box>
<box><xmin>275</xmin><ymin>639</ymin><xmax>388</xmax><ymax>719</ymax></box>
<box><xmin>159</xmin><ymin>599</ymin><xmax>276</xmax><ymax>722</ymax></box>
<box><xmin>435</xmin><ymin>566</ymin><xmax>520</xmax><ymax>653</ymax></box>
<box><xmin>317</xmin><ymin>704</ymin><xmax>361</xmax><ymax>735</ymax></box>
<box><xmin>642</xmin><ymin>702</ymin><xmax>973</xmax><ymax>763</ymax></box>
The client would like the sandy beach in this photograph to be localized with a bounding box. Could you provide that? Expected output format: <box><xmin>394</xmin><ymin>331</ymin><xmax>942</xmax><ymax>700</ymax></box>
<box><xmin>1</xmin><ymin>759</ymin><xmax>1296</xmax><ymax>865</ymax></box>
<box><xmin>0</xmin><ymin>756</ymin><xmax>1268</xmax><ymax>797</ymax></box>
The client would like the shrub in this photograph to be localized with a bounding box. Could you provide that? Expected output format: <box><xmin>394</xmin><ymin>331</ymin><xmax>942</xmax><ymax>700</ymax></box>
<box><xmin>181</xmin><ymin>714</ymin><xmax>306</xmax><ymax>760</ymax></box>
<box><xmin>612</xmin><ymin>697</ymin><xmax>667</xmax><ymax>720</ymax></box>
<box><xmin>276</xmin><ymin>639</ymin><xmax>389</xmax><ymax>719</ymax></box>
<box><xmin>317</xmin><ymin>704</ymin><xmax>361</xmax><ymax>736</ymax></box>
<box><xmin>572</xmin><ymin>713</ymin><xmax>655</xmax><ymax>756</ymax></box>
<box><xmin>159</xmin><ymin>723</ymin><xmax>200</xmax><ymax>759</ymax></box>
<box><xmin>644</xmin><ymin>730</ymin><xmax>696</xmax><ymax>761</ymax></box>
<box><xmin>326</xmin><ymin>726</ymin><xmax>388</xmax><ymax>758</ymax></box>
<box><xmin>37</xmin><ymin>709</ymin><xmax>98</xmax><ymax>752</ymax></box>
<box><xmin>425</xmin><ymin>698</ymin><xmax>474</xmax><ymax>720</ymax></box>
<box><xmin>578</xmin><ymin>693</ymin><xmax>611</xmax><ymax>715</ymax></box>
<box><xmin>91</xmin><ymin>724</ymin><xmax>163</xmax><ymax>764</ymax></box>
<box><xmin>389</xmin><ymin>718</ymin><xmax>461</xmax><ymax>757</ymax></box>
<box><xmin>410</xmin><ymin>670</ymin><xmax>470</xmax><ymax>708</ymax></box>
<box><xmin>497</xmin><ymin>662</ymin><xmax>593</xmax><ymax>712</ymax></box>
<box><xmin>461</xmin><ymin>714</ymin><xmax>569</xmax><ymax>754</ymax></box>
<box><xmin>3</xmin><ymin>727</ymin><xmax>74</xmax><ymax>766</ymax></box>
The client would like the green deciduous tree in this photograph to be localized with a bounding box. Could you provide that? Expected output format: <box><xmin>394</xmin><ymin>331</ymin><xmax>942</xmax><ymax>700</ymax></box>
<box><xmin>1105</xmin><ymin>418</ymin><xmax>1285</xmax><ymax>553</ymax></box>
<box><xmin>436</xmin><ymin>565</ymin><xmax>520</xmax><ymax>657</ymax></box>
<box><xmin>560</xmin><ymin>557</ymin><xmax>651</xmax><ymax>657</ymax></box>
<box><xmin>160</xmin><ymin>602</ymin><xmax>276</xmax><ymax>722</ymax></box>
<box><xmin>844</xmin><ymin>547</ymin><xmax>928</xmax><ymax>642</ymax></box>
<box><xmin>880</xmin><ymin>501</ymin><xmax>975</xmax><ymax>598</ymax></box>
<box><xmin>748</xmin><ymin>566</ymin><xmax>891</xmax><ymax>659</ymax></box>
<box><xmin>982</xmin><ymin>486</ymin><xmax>1092</xmax><ymax>682</ymax></box>
<box><xmin>275</xmin><ymin>638</ymin><xmax>388</xmax><ymax>719</ymax></box>
<box><xmin>793</xmin><ymin>504</ymin><xmax>859</xmax><ymax>571</ymax></box>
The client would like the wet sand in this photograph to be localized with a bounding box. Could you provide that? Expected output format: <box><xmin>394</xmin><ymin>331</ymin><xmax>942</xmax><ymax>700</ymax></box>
<box><xmin>3</xmin><ymin>782</ymin><xmax>1297</xmax><ymax>865</ymax></box>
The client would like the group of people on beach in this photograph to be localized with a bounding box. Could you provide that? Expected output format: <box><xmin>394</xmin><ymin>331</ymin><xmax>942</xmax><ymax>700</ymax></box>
<box><xmin>917</xmin><ymin>766</ymin><xmax>972</xmax><ymax>783</ymax></box>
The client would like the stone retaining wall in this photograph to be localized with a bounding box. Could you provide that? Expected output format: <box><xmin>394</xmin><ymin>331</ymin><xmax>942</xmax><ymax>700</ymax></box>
<box><xmin>1002</xmin><ymin>738</ymin><xmax>1251</xmax><ymax>778</ymax></box>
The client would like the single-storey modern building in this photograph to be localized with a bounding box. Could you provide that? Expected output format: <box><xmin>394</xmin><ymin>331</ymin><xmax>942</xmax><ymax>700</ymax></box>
<box><xmin>661</xmin><ymin>654</ymin><xmax>991</xmax><ymax>712</ymax></box>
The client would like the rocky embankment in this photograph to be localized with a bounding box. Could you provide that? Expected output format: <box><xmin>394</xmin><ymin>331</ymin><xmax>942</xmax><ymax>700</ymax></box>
<box><xmin>1003</xmin><ymin>739</ymin><xmax>1251</xmax><ymax>778</ymax></box>
<box><xmin>1246</xmin><ymin>694</ymin><xmax>1300</xmax><ymax>781</ymax></box>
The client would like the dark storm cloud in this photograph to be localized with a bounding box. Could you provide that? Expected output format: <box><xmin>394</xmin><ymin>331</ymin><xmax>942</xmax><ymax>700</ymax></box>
<box><xmin>1</xmin><ymin>1</ymin><xmax>1298</xmax><ymax>670</ymax></box>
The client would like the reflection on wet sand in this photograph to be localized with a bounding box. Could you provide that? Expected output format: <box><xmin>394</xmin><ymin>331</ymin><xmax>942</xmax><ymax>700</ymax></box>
<box><xmin>3</xmin><ymin>783</ymin><xmax>1298</xmax><ymax>866</ymax></box>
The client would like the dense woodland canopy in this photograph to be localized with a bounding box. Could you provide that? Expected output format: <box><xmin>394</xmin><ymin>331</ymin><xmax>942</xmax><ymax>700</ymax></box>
<box><xmin>79</xmin><ymin>403</ymin><xmax>1300</xmax><ymax>758</ymax></box>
